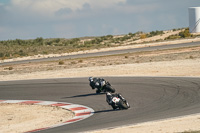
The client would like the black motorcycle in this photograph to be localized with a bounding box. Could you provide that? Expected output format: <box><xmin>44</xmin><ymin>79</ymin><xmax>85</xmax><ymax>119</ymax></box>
<box><xmin>106</xmin><ymin>92</ymin><xmax>130</xmax><ymax>110</ymax></box>
<box><xmin>96</xmin><ymin>80</ymin><xmax>115</xmax><ymax>94</ymax></box>
<box><xmin>89</xmin><ymin>77</ymin><xmax>116</xmax><ymax>94</ymax></box>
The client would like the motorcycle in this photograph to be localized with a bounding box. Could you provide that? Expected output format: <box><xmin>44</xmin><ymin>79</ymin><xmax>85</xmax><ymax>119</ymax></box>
<box><xmin>92</xmin><ymin>80</ymin><xmax>115</xmax><ymax>94</ymax></box>
<box><xmin>106</xmin><ymin>92</ymin><xmax>130</xmax><ymax>110</ymax></box>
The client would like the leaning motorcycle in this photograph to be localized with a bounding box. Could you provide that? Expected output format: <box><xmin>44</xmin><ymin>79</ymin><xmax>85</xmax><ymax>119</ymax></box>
<box><xmin>96</xmin><ymin>80</ymin><xmax>115</xmax><ymax>94</ymax></box>
<box><xmin>107</xmin><ymin>93</ymin><xmax>130</xmax><ymax>110</ymax></box>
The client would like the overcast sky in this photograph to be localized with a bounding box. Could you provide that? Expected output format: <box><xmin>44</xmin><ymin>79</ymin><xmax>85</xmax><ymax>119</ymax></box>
<box><xmin>0</xmin><ymin>0</ymin><xmax>199</xmax><ymax>40</ymax></box>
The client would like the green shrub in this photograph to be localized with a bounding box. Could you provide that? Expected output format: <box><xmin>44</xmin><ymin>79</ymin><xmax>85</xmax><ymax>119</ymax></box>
<box><xmin>165</xmin><ymin>35</ymin><xmax>180</xmax><ymax>40</ymax></box>
<box><xmin>147</xmin><ymin>30</ymin><xmax>164</xmax><ymax>37</ymax></box>
<box><xmin>179</xmin><ymin>28</ymin><xmax>191</xmax><ymax>38</ymax></box>
<box><xmin>0</xmin><ymin>53</ymin><xmax>4</xmax><ymax>57</ymax></box>
<box><xmin>43</xmin><ymin>51</ymin><xmax>48</xmax><ymax>55</ymax></box>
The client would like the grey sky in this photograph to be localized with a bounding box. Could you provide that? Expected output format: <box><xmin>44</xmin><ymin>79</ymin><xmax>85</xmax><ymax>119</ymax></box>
<box><xmin>0</xmin><ymin>0</ymin><xmax>199</xmax><ymax>40</ymax></box>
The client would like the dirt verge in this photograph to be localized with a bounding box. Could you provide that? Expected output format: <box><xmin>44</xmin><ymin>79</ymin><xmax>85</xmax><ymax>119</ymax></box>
<box><xmin>0</xmin><ymin>103</ymin><xmax>74</xmax><ymax>133</ymax></box>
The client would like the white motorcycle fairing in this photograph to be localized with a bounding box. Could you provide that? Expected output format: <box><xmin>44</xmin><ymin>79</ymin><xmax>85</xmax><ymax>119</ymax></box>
<box><xmin>112</xmin><ymin>97</ymin><xmax>120</xmax><ymax>103</ymax></box>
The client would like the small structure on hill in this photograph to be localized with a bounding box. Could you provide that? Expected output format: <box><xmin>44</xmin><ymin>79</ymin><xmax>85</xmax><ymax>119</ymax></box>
<box><xmin>188</xmin><ymin>7</ymin><xmax>200</xmax><ymax>33</ymax></box>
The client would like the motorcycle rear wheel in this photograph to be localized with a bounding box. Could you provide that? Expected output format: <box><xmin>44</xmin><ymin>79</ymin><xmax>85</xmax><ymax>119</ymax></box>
<box><xmin>104</xmin><ymin>85</ymin><xmax>115</xmax><ymax>93</ymax></box>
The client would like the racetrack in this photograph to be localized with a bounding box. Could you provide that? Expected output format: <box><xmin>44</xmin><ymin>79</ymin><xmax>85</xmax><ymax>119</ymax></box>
<box><xmin>0</xmin><ymin>77</ymin><xmax>200</xmax><ymax>133</ymax></box>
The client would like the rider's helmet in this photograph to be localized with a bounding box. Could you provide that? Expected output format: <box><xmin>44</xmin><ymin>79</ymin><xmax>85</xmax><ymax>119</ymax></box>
<box><xmin>88</xmin><ymin>77</ymin><xmax>93</xmax><ymax>82</ymax></box>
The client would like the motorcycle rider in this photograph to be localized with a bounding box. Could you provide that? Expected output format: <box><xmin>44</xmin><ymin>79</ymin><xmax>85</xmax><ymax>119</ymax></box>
<box><xmin>89</xmin><ymin>77</ymin><xmax>106</xmax><ymax>93</ymax></box>
<box><xmin>106</xmin><ymin>92</ymin><xmax>129</xmax><ymax>110</ymax></box>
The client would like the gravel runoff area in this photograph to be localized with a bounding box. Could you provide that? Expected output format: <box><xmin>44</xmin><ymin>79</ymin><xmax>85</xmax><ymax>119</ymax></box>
<box><xmin>0</xmin><ymin>38</ymin><xmax>200</xmax><ymax>133</ymax></box>
<box><xmin>0</xmin><ymin>103</ymin><xmax>74</xmax><ymax>133</ymax></box>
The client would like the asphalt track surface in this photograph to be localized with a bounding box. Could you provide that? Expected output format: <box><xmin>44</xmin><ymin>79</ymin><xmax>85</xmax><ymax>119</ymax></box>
<box><xmin>0</xmin><ymin>77</ymin><xmax>200</xmax><ymax>133</ymax></box>
<box><xmin>1</xmin><ymin>41</ymin><xmax>200</xmax><ymax>66</ymax></box>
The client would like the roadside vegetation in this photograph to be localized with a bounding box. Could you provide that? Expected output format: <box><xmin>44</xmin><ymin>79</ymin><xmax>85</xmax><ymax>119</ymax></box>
<box><xmin>0</xmin><ymin>27</ymin><xmax>199</xmax><ymax>60</ymax></box>
<box><xmin>1</xmin><ymin>45</ymin><xmax>200</xmax><ymax>75</ymax></box>
<box><xmin>165</xmin><ymin>28</ymin><xmax>193</xmax><ymax>40</ymax></box>
<box><xmin>182</xmin><ymin>131</ymin><xmax>200</xmax><ymax>133</ymax></box>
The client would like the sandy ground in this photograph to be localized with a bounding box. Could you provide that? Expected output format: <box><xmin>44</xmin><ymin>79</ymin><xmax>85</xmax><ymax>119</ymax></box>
<box><xmin>0</xmin><ymin>103</ymin><xmax>74</xmax><ymax>133</ymax></box>
<box><xmin>1</xmin><ymin>35</ymin><xmax>200</xmax><ymax>132</ymax></box>
<box><xmin>1</xmin><ymin>58</ymin><xmax>200</xmax><ymax>81</ymax></box>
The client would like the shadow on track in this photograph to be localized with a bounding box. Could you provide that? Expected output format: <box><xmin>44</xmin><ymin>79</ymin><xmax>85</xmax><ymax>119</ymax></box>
<box><xmin>94</xmin><ymin>109</ymin><xmax>120</xmax><ymax>114</ymax></box>
<box><xmin>61</xmin><ymin>93</ymin><xmax>105</xmax><ymax>99</ymax></box>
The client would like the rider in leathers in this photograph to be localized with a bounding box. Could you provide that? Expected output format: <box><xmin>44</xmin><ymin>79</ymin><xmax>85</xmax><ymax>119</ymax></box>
<box><xmin>106</xmin><ymin>92</ymin><xmax>127</xmax><ymax>110</ymax></box>
<box><xmin>89</xmin><ymin>77</ymin><xmax>106</xmax><ymax>93</ymax></box>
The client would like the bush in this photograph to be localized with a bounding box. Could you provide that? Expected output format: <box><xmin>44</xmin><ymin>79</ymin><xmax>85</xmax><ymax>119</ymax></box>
<box><xmin>4</xmin><ymin>66</ymin><xmax>13</xmax><ymax>70</ymax></box>
<box><xmin>179</xmin><ymin>28</ymin><xmax>191</xmax><ymax>38</ymax></box>
<box><xmin>106</xmin><ymin>35</ymin><xmax>113</xmax><ymax>39</ymax></box>
<box><xmin>9</xmin><ymin>67</ymin><xmax>13</xmax><ymax>70</ymax></box>
<box><xmin>165</xmin><ymin>35</ymin><xmax>180</xmax><ymax>40</ymax></box>
<box><xmin>71</xmin><ymin>61</ymin><xmax>76</xmax><ymax>64</ymax></box>
<box><xmin>54</xmin><ymin>38</ymin><xmax>60</xmax><ymax>43</ymax></box>
<box><xmin>78</xmin><ymin>59</ymin><xmax>83</xmax><ymax>63</ymax></box>
<box><xmin>58</xmin><ymin>61</ymin><xmax>64</xmax><ymax>65</ymax></box>
<box><xmin>19</xmin><ymin>50</ymin><xmax>26</xmax><ymax>56</ymax></box>
<box><xmin>0</xmin><ymin>53</ymin><xmax>4</xmax><ymax>57</ymax></box>
<box><xmin>189</xmin><ymin>55</ymin><xmax>194</xmax><ymax>59</ymax></box>
<box><xmin>128</xmin><ymin>32</ymin><xmax>133</xmax><ymax>36</ymax></box>
<box><xmin>121</xmin><ymin>35</ymin><xmax>131</xmax><ymax>41</ymax></box>
<box><xmin>43</xmin><ymin>51</ymin><xmax>48</xmax><ymax>55</ymax></box>
<box><xmin>148</xmin><ymin>30</ymin><xmax>164</xmax><ymax>37</ymax></box>
<box><xmin>140</xmin><ymin>34</ymin><xmax>146</xmax><ymax>39</ymax></box>
<box><xmin>35</xmin><ymin>37</ymin><xmax>44</xmax><ymax>45</ymax></box>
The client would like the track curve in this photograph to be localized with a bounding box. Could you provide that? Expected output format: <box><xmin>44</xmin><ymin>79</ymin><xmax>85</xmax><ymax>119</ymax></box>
<box><xmin>0</xmin><ymin>77</ymin><xmax>200</xmax><ymax>133</ymax></box>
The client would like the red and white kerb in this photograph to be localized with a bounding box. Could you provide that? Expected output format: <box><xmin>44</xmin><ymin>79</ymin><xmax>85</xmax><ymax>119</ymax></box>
<box><xmin>0</xmin><ymin>100</ymin><xmax>94</xmax><ymax>132</ymax></box>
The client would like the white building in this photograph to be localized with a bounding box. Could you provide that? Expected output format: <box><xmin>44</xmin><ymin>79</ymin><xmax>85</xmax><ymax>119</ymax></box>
<box><xmin>188</xmin><ymin>7</ymin><xmax>200</xmax><ymax>33</ymax></box>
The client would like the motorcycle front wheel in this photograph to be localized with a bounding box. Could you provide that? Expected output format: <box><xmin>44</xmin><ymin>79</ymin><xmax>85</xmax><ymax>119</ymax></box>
<box><xmin>118</xmin><ymin>100</ymin><xmax>129</xmax><ymax>109</ymax></box>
